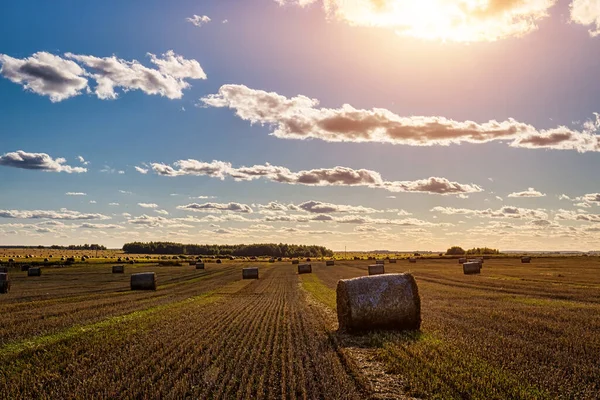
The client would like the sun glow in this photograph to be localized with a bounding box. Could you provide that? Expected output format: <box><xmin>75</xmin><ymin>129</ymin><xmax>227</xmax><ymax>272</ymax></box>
<box><xmin>323</xmin><ymin>0</ymin><xmax>556</xmax><ymax>42</ymax></box>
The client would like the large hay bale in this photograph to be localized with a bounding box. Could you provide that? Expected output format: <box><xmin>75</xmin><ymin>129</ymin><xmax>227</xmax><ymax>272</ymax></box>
<box><xmin>0</xmin><ymin>273</ymin><xmax>10</xmax><ymax>294</ymax></box>
<box><xmin>291</xmin><ymin>259</ymin><xmax>299</xmax><ymax>265</ymax></box>
<box><xmin>408</xmin><ymin>258</ymin><xmax>417</xmax><ymax>263</ymax></box>
<box><xmin>112</xmin><ymin>265</ymin><xmax>125</xmax><ymax>274</ymax></box>
<box><xmin>20</xmin><ymin>265</ymin><xmax>30</xmax><ymax>272</ymax></box>
<box><xmin>298</xmin><ymin>264</ymin><xmax>312</xmax><ymax>274</ymax></box>
<box><xmin>368</xmin><ymin>264</ymin><xmax>385</xmax><ymax>275</ymax></box>
<box><xmin>242</xmin><ymin>267</ymin><xmax>259</xmax><ymax>279</ymax></box>
<box><xmin>463</xmin><ymin>262</ymin><xmax>481</xmax><ymax>275</ymax></box>
<box><xmin>196</xmin><ymin>263</ymin><xmax>205</xmax><ymax>270</ymax></box>
<box><xmin>521</xmin><ymin>256</ymin><xmax>531</xmax><ymax>263</ymax></box>
<box><xmin>28</xmin><ymin>267</ymin><xmax>41</xmax><ymax>277</ymax></box>
<box><xmin>326</xmin><ymin>260</ymin><xmax>335</xmax><ymax>266</ymax></box>
<box><xmin>375</xmin><ymin>260</ymin><xmax>384</xmax><ymax>265</ymax></box>
<box><xmin>336</xmin><ymin>273</ymin><xmax>421</xmax><ymax>332</ymax></box>
<box><xmin>389</xmin><ymin>259</ymin><xmax>397</xmax><ymax>263</ymax></box>
<box><xmin>130</xmin><ymin>272</ymin><xmax>156</xmax><ymax>290</ymax></box>
<box><xmin>458</xmin><ymin>257</ymin><xmax>467</xmax><ymax>264</ymax></box>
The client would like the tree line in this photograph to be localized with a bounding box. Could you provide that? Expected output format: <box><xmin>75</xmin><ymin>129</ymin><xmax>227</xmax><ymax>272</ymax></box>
<box><xmin>446</xmin><ymin>246</ymin><xmax>500</xmax><ymax>255</ymax></box>
<box><xmin>122</xmin><ymin>242</ymin><xmax>334</xmax><ymax>258</ymax></box>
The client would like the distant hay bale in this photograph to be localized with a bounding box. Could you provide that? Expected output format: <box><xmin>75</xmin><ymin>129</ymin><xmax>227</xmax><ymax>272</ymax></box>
<box><xmin>458</xmin><ymin>258</ymin><xmax>467</xmax><ymax>264</ymax></box>
<box><xmin>326</xmin><ymin>260</ymin><xmax>335</xmax><ymax>266</ymax></box>
<box><xmin>298</xmin><ymin>263</ymin><xmax>312</xmax><ymax>274</ymax></box>
<box><xmin>463</xmin><ymin>262</ymin><xmax>481</xmax><ymax>275</ymax></box>
<box><xmin>336</xmin><ymin>273</ymin><xmax>421</xmax><ymax>332</ymax></box>
<box><xmin>277</xmin><ymin>257</ymin><xmax>283</xmax><ymax>261</ymax></box>
<box><xmin>28</xmin><ymin>267</ymin><xmax>42</xmax><ymax>277</ymax></box>
<box><xmin>306</xmin><ymin>258</ymin><xmax>311</xmax><ymax>262</ymax></box>
<box><xmin>269</xmin><ymin>258</ymin><xmax>275</xmax><ymax>263</ymax></box>
<box><xmin>291</xmin><ymin>260</ymin><xmax>299</xmax><ymax>265</ymax></box>
<box><xmin>216</xmin><ymin>259</ymin><xmax>222</xmax><ymax>264</ymax></box>
<box><xmin>81</xmin><ymin>256</ymin><xmax>86</xmax><ymax>262</ymax></box>
<box><xmin>61</xmin><ymin>257</ymin><xmax>65</xmax><ymax>261</ymax></box>
<box><xmin>20</xmin><ymin>265</ymin><xmax>30</xmax><ymax>272</ymax></box>
<box><xmin>8</xmin><ymin>259</ymin><xmax>14</xmax><ymax>263</ymax></box>
<box><xmin>112</xmin><ymin>265</ymin><xmax>125</xmax><ymax>273</ymax></box>
<box><xmin>0</xmin><ymin>267</ymin><xmax>7</xmax><ymax>273</ymax></box>
<box><xmin>242</xmin><ymin>267</ymin><xmax>259</xmax><ymax>279</ymax></box>
<box><xmin>376</xmin><ymin>260</ymin><xmax>384</xmax><ymax>265</ymax></box>
<box><xmin>408</xmin><ymin>258</ymin><xmax>417</xmax><ymax>263</ymax></box>
<box><xmin>189</xmin><ymin>261</ymin><xmax>196</xmax><ymax>266</ymax></box>
<box><xmin>0</xmin><ymin>273</ymin><xmax>10</xmax><ymax>294</ymax></box>
<box><xmin>368</xmin><ymin>264</ymin><xmax>385</xmax><ymax>275</ymax></box>
<box><xmin>130</xmin><ymin>272</ymin><xmax>156</xmax><ymax>290</ymax></box>
<box><xmin>389</xmin><ymin>259</ymin><xmax>397</xmax><ymax>263</ymax></box>
<box><xmin>196</xmin><ymin>263</ymin><xmax>205</xmax><ymax>270</ymax></box>
<box><xmin>129</xmin><ymin>260</ymin><xmax>135</xmax><ymax>264</ymax></box>
<box><xmin>353</xmin><ymin>256</ymin><xmax>360</xmax><ymax>260</ymax></box>
<box><xmin>44</xmin><ymin>258</ymin><xmax>49</xmax><ymax>262</ymax></box>
<box><xmin>521</xmin><ymin>256</ymin><xmax>531</xmax><ymax>263</ymax></box>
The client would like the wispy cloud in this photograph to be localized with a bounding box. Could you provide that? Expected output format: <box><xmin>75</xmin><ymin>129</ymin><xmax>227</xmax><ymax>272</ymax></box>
<box><xmin>177</xmin><ymin>202</ymin><xmax>253</xmax><ymax>213</ymax></box>
<box><xmin>187</xmin><ymin>15</ymin><xmax>211</xmax><ymax>27</ymax></box>
<box><xmin>0</xmin><ymin>150</ymin><xmax>87</xmax><ymax>173</ymax></box>
<box><xmin>138</xmin><ymin>203</ymin><xmax>159</xmax><ymax>209</ymax></box>
<box><xmin>66</xmin><ymin>192</ymin><xmax>87</xmax><ymax>196</ymax></box>
<box><xmin>507</xmin><ymin>187</ymin><xmax>546</xmax><ymax>198</ymax></box>
<box><xmin>0</xmin><ymin>208</ymin><xmax>110</xmax><ymax>220</ymax></box>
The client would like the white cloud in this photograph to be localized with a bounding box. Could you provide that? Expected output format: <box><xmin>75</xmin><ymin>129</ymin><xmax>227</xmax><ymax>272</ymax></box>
<box><xmin>431</xmin><ymin>206</ymin><xmax>548</xmax><ymax>220</ymax></box>
<box><xmin>89</xmin><ymin>200</ymin><xmax>97</xmax><ymax>204</ymax></box>
<box><xmin>202</xmin><ymin>84</ymin><xmax>600</xmax><ymax>153</ymax></box>
<box><xmin>187</xmin><ymin>15</ymin><xmax>211</xmax><ymax>27</ymax></box>
<box><xmin>0</xmin><ymin>52</ymin><xmax>88</xmax><ymax>102</ymax></box>
<box><xmin>138</xmin><ymin>203</ymin><xmax>159</xmax><ymax>209</ymax></box>
<box><xmin>109</xmin><ymin>203</ymin><xmax>120</xmax><ymax>206</ymax></box>
<box><xmin>507</xmin><ymin>187</ymin><xmax>546</xmax><ymax>198</ymax></box>
<box><xmin>495</xmin><ymin>196</ymin><xmax>503</xmax><ymax>201</ymax></box>
<box><xmin>571</xmin><ymin>0</ymin><xmax>600</xmax><ymax>36</ymax></box>
<box><xmin>177</xmin><ymin>202</ymin><xmax>253</xmax><ymax>213</ymax></box>
<box><xmin>119</xmin><ymin>190</ymin><xmax>133</xmax><ymax>195</ymax></box>
<box><xmin>66</xmin><ymin>192</ymin><xmax>87</xmax><ymax>196</ymax></box>
<box><xmin>0</xmin><ymin>208</ymin><xmax>110</xmax><ymax>220</ymax></box>
<box><xmin>155</xmin><ymin>209</ymin><xmax>169</xmax><ymax>215</ymax></box>
<box><xmin>77</xmin><ymin>156</ymin><xmax>90</xmax><ymax>165</ymax></box>
<box><xmin>151</xmin><ymin>158</ymin><xmax>482</xmax><ymax>195</ymax></box>
<box><xmin>0</xmin><ymin>150</ymin><xmax>87</xmax><ymax>173</ymax></box>
<box><xmin>78</xmin><ymin>223</ymin><xmax>122</xmax><ymax>229</ymax></box>
<box><xmin>135</xmin><ymin>166</ymin><xmax>149</xmax><ymax>174</ymax></box>
<box><xmin>118</xmin><ymin>170</ymin><xmax>125</xmax><ymax>175</ymax></box>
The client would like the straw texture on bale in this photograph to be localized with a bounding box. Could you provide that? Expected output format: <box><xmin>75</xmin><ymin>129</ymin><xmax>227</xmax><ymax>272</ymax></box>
<box><xmin>28</xmin><ymin>267</ymin><xmax>41</xmax><ymax>277</ymax></box>
<box><xmin>521</xmin><ymin>256</ymin><xmax>531</xmax><ymax>263</ymax></box>
<box><xmin>0</xmin><ymin>273</ymin><xmax>9</xmax><ymax>294</ymax></box>
<box><xmin>242</xmin><ymin>267</ymin><xmax>259</xmax><ymax>279</ymax></box>
<box><xmin>368</xmin><ymin>264</ymin><xmax>385</xmax><ymax>275</ymax></box>
<box><xmin>196</xmin><ymin>263</ymin><xmax>205</xmax><ymax>270</ymax></box>
<box><xmin>130</xmin><ymin>272</ymin><xmax>156</xmax><ymax>290</ymax></box>
<box><xmin>389</xmin><ymin>259</ymin><xmax>397</xmax><ymax>263</ymax></box>
<box><xmin>112</xmin><ymin>265</ymin><xmax>125</xmax><ymax>274</ymax></box>
<box><xmin>298</xmin><ymin>264</ymin><xmax>312</xmax><ymax>274</ymax></box>
<box><xmin>292</xmin><ymin>260</ymin><xmax>299</xmax><ymax>265</ymax></box>
<box><xmin>326</xmin><ymin>260</ymin><xmax>335</xmax><ymax>266</ymax></box>
<box><xmin>375</xmin><ymin>260</ymin><xmax>384</xmax><ymax>265</ymax></box>
<box><xmin>336</xmin><ymin>273</ymin><xmax>421</xmax><ymax>332</ymax></box>
<box><xmin>458</xmin><ymin>258</ymin><xmax>467</xmax><ymax>264</ymax></box>
<box><xmin>408</xmin><ymin>258</ymin><xmax>417</xmax><ymax>263</ymax></box>
<box><xmin>463</xmin><ymin>262</ymin><xmax>481</xmax><ymax>275</ymax></box>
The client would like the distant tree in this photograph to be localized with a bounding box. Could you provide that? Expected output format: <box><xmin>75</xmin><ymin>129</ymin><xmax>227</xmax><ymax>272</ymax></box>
<box><xmin>446</xmin><ymin>246</ymin><xmax>466</xmax><ymax>255</ymax></box>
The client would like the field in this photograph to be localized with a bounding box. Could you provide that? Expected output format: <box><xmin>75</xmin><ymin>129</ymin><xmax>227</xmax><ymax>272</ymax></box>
<box><xmin>1</xmin><ymin>256</ymin><xmax>599</xmax><ymax>399</ymax></box>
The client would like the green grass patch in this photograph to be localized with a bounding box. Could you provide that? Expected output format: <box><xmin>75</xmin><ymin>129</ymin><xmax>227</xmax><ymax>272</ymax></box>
<box><xmin>299</xmin><ymin>273</ymin><xmax>336</xmax><ymax>310</ymax></box>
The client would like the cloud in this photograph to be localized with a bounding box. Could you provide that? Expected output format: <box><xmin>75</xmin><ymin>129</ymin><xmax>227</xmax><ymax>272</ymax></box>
<box><xmin>187</xmin><ymin>15</ymin><xmax>211</xmax><ymax>27</ymax></box>
<box><xmin>155</xmin><ymin>209</ymin><xmax>169</xmax><ymax>215</ymax></box>
<box><xmin>507</xmin><ymin>187</ymin><xmax>546</xmax><ymax>198</ymax></box>
<box><xmin>151</xmin><ymin>158</ymin><xmax>481</xmax><ymax>195</ymax></box>
<box><xmin>0</xmin><ymin>150</ymin><xmax>87</xmax><ymax>173</ymax></box>
<box><xmin>66</xmin><ymin>192</ymin><xmax>87</xmax><ymax>196</ymax></box>
<box><xmin>119</xmin><ymin>190</ymin><xmax>133</xmax><ymax>195</ymax></box>
<box><xmin>138</xmin><ymin>203</ymin><xmax>159</xmax><ymax>209</ymax></box>
<box><xmin>89</xmin><ymin>200</ymin><xmax>97</xmax><ymax>204</ymax></box>
<box><xmin>77</xmin><ymin>156</ymin><xmax>90</xmax><ymax>165</ymax></box>
<box><xmin>431</xmin><ymin>206</ymin><xmax>548</xmax><ymax>220</ymax></box>
<box><xmin>177</xmin><ymin>202</ymin><xmax>253</xmax><ymax>213</ymax></box>
<box><xmin>0</xmin><ymin>52</ymin><xmax>88</xmax><ymax>102</ymax></box>
<box><xmin>0</xmin><ymin>208</ymin><xmax>110</xmax><ymax>220</ymax></box>
<box><xmin>280</xmin><ymin>0</ymin><xmax>555</xmax><ymax>42</ymax></box>
<box><xmin>297</xmin><ymin>200</ymin><xmax>377</xmax><ymax>214</ymax></box>
<box><xmin>555</xmin><ymin>209</ymin><xmax>600</xmax><ymax>223</ymax></box>
<box><xmin>202</xmin><ymin>84</ymin><xmax>600</xmax><ymax>152</ymax></box>
<box><xmin>135</xmin><ymin>166</ymin><xmax>149</xmax><ymax>174</ymax></box>
<box><xmin>571</xmin><ymin>0</ymin><xmax>600</xmax><ymax>36</ymax></box>
<box><xmin>78</xmin><ymin>223</ymin><xmax>122</xmax><ymax>229</ymax></box>
<box><xmin>63</xmin><ymin>50</ymin><xmax>206</xmax><ymax>100</ymax></box>
<box><xmin>579</xmin><ymin>193</ymin><xmax>600</xmax><ymax>203</ymax></box>
<box><xmin>109</xmin><ymin>203</ymin><xmax>120</xmax><ymax>206</ymax></box>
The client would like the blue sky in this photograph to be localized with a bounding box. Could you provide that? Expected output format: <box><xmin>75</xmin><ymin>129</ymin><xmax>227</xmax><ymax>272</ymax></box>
<box><xmin>2</xmin><ymin>0</ymin><xmax>600</xmax><ymax>251</ymax></box>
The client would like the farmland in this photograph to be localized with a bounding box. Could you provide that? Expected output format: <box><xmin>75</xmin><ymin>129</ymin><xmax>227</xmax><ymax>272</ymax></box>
<box><xmin>1</xmin><ymin>255</ymin><xmax>599</xmax><ymax>399</ymax></box>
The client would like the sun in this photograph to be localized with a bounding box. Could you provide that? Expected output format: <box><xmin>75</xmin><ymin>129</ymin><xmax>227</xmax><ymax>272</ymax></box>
<box><xmin>324</xmin><ymin>0</ymin><xmax>556</xmax><ymax>43</ymax></box>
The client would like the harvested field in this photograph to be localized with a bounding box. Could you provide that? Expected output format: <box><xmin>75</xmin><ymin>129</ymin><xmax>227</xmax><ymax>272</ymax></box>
<box><xmin>1</xmin><ymin>257</ymin><xmax>599</xmax><ymax>399</ymax></box>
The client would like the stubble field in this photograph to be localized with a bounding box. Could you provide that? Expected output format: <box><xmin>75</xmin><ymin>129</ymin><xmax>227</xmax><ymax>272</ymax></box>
<box><xmin>1</xmin><ymin>256</ymin><xmax>599</xmax><ymax>399</ymax></box>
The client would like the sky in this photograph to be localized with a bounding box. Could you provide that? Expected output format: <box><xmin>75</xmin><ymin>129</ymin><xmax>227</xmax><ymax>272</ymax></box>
<box><xmin>2</xmin><ymin>0</ymin><xmax>600</xmax><ymax>251</ymax></box>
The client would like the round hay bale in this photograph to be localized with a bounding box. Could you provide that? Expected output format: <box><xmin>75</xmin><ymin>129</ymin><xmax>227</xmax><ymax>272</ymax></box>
<box><xmin>189</xmin><ymin>260</ymin><xmax>197</xmax><ymax>266</ymax></box>
<box><xmin>291</xmin><ymin>259</ymin><xmax>299</xmax><ymax>265</ymax></box>
<box><xmin>216</xmin><ymin>259</ymin><xmax>222</xmax><ymax>264</ymax></box>
<box><xmin>20</xmin><ymin>265</ymin><xmax>30</xmax><ymax>272</ymax></box>
<box><xmin>408</xmin><ymin>258</ymin><xmax>417</xmax><ymax>263</ymax></box>
<box><xmin>28</xmin><ymin>267</ymin><xmax>41</xmax><ymax>277</ymax></box>
<box><xmin>298</xmin><ymin>264</ymin><xmax>312</xmax><ymax>274</ymax></box>
<box><xmin>44</xmin><ymin>258</ymin><xmax>49</xmax><ymax>262</ymax></box>
<box><xmin>336</xmin><ymin>273</ymin><xmax>421</xmax><ymax>332</ymax></box>
<box><xmin>389</xmin><ymin>259</ymin><xmax>397</xmax><ymax>264</ymax></box>
<box><xmin>521</xmin><ymin>256</ymin><xmax>531</xmax><ymax>263</ymax></box>
<box><xmin>8</xmin><ymin>259</ymin><xmax>14</xmax><ymax>263</ymax></box>
<box><xmin>242</xmin><ymin>267</ymin><xmax>259</xmax><ymax>279</ymax></box>
<box><xmin>130</xmin><ymin>272</ymin><xmax>156</xmax><ymax>290</ymax></box>
<box><xmin>375</xmin><ymin>260</ymin><xmax>384</xmax><ymax>265</ymax></box>
<box><xmin>326</xmin><ymin>260</ymin><xmax>335</xmax><ymax>266</ymax></box>
<box><xmin>129</xmin><ymin>260</ymin><xmax>135</xmax><ymax>264</ymax></box>
<box><xmin>277</xmin><ymin>257</ymin><xmax>282</xmax><ymax>262</ymax></box>
<box><xmin>368</xmin><ymin>264</ymin><xmax>385</xmax><ymax>275</ymax></box>
<box><xmin>196</xmin><ymin>263</ymin><xmax>205</xmax><ymax>270</ymax></box>
<box><xmin>306</xmin><ymin>258</ymin><xmax>311</xmax><ymax>262</ymax></box>
<box><xmin>269</xmin><ymin>258</ymin><xmax>275</xmax><ymax>263</ymax></box>
<box><xmin>458</xmin><ymin>258</ymin><xmax>467</xmax><ymax>264</ymax></box>
<box><xmin>0</xmin><ymin>273</ymin><xmax>10</xmax><ymax>294</ymax></box>
<box><xmin>112</xmin><ymin>265</ymin><xmax>125</xmax><ymax>274</ymax></box>
<box><xmin>463</xmin><ymin>262</ymin><xmax>481</xmax><ymax>275</ymax></box>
